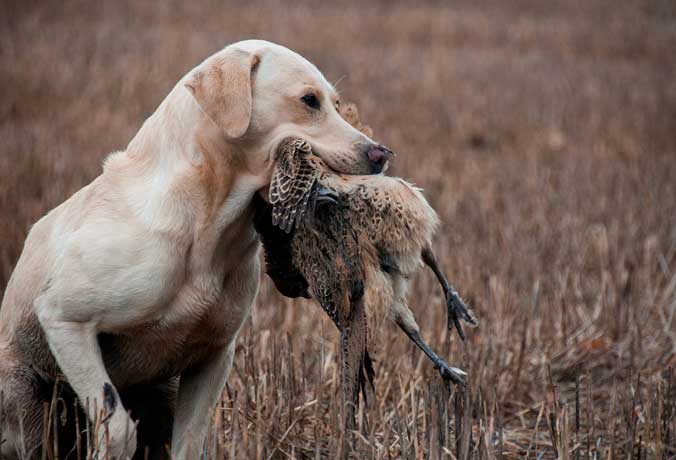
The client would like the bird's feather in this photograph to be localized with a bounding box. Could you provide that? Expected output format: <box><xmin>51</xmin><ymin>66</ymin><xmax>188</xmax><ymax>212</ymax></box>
<box><xmin>270</xmin><ymin>138</ymin><xmax>319</xmax><ymax>232</ymax></box>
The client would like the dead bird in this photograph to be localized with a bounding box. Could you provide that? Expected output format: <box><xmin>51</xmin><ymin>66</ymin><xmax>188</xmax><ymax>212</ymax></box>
<box><xmin>254</xmin><ymin>138</ymin><xmax>478</xmax><ymax>428</ymax></box>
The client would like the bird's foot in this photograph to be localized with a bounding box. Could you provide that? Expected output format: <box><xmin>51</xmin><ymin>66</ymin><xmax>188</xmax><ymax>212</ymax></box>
<box><xmin>307</xmin><ymin>185</ymin><xmax>339</xmax><ymax>228</ymax></box>
<box><xmin>446</xmin><ymin>288</ymin><xmax>477</xmax><ymax>341</ymax></box>
<box><xmin>434</xmin><ymin>358</ymin><xmax>467</xmax><ymax>388</ymax></box>
<box><xmin>315</xmin><ymin>185</ymin><xmax>339</xmax><ymax>207</ymax></box>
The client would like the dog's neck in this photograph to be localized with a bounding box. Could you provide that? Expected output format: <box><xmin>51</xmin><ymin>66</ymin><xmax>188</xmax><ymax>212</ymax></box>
<box><xmin>104</xmin><ymin>81</ymin><xmax>264</xmax><ymax>243</ymax></box>
<box><xmin>126</xmin><ymin>85</ymin><xmax>200</xmax><ymax>174</ymax></box>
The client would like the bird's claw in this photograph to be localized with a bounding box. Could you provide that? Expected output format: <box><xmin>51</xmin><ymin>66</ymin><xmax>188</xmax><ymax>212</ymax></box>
<box><xmin>434</xmin><ymin>359</ymin><xmax>467</xmax><ymax>388</ymax></box>
<box><xmin>307</xmin><ymin>185</ymin><xmax>339</xmax><ymax>228</ymax></box>
<box><xmin>315</xmin><ymin>185</ymin><xmax>339</xmax><ymax>207</ymax></box>
<box><xmin>445</xmin><ymin>288</ymin><xmax>477</xmax><ymax>341</ymax></box>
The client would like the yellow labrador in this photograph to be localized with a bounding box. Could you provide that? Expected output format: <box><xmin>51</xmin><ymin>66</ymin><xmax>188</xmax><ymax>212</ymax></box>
<box><xmin>0</xmin><ymin>39</ymin><xmax>390</xmax><ymax>459</ymax></box>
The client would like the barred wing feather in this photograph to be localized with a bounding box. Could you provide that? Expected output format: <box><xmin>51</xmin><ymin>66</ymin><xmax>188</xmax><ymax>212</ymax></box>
<box><xmin>270</xmin><ymin>138</ymin><xmax>319</xmax><ymax>233</ymax></box>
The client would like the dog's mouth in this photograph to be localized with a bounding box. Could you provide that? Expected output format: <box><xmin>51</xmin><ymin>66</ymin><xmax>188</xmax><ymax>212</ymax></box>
<box><xmin>272</xmin><ymin>136</ymin><xmax>341</xmax><ymax>174</ymax></box>
<box><xmin>270</xmin><ymin>133</ymin><xmax>391</xmax><ymax>177</ymax></box>
<box><xmin>258</xmin><ymin>137</ymin><xmax>331</xmax><ymax>205</ymax></box>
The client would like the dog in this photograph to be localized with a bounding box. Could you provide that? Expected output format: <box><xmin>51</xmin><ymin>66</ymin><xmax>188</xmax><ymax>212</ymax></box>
<box><xmin>0</xmin><ymin>39</ymin><xmax>391</xmax><ymax>460</ymax></box>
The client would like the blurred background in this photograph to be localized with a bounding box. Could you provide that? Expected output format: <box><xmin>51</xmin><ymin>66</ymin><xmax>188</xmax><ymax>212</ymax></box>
<box><xmin>1</xmin><ymin>1</ymin><xmax>675</xmax><ymax>458</ymax></box>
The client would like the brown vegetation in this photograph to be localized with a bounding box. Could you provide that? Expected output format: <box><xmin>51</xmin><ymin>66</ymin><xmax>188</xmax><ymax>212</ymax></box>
<box><xmin>1</xmin><ymin>0</ymin><xmax>675</xmax><ymax>458</ymax></box>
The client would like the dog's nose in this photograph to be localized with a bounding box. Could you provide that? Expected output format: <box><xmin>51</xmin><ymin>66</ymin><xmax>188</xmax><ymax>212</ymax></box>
<box><xmin>366</xmin><ymin>144</ymin><xmax>391</xmax><ymax>173</ymax></box>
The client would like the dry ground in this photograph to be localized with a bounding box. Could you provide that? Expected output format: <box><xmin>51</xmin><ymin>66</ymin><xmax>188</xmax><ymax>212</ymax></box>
<box><xmin>1</xmin><ymin>0</ymin><xmax>675</xmax><ymax>458</ymax></box>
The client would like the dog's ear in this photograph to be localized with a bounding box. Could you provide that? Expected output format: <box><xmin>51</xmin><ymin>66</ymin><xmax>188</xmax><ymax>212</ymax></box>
<box><xmin>185</xmin><ymin>49</ymin><xmax>260</xmax><ymax>139</ymax></box>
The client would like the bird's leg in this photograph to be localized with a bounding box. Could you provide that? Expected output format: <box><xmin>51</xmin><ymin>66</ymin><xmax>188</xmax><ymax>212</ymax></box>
<box><xmin>421</xmin><ymin>247</ymin><xmax>477</xmax><ymax>341</ymax></box>
<box><xmin>396</xmin><ymin>318</ymin><xmax>467</xmax><ymax>388</ymax></box>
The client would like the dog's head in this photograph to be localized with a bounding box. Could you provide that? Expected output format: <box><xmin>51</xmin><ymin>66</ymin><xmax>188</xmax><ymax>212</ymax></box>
<box><xmin>185</xmin><ymin>40</ymin><xmax>390</xmax><ymax>176</ymax></box>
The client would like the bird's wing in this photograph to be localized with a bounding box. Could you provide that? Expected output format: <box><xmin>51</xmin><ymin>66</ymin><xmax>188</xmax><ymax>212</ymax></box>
<box><xmin>270</xmin><ymin>138</ymin><xmax>320</xmax><ymax>232</ymax></box>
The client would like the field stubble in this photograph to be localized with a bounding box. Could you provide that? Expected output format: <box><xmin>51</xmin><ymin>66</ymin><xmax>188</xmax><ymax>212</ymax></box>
<box><xmin>1</xmin><ymin>0</ymin><xmax>675</xmax><ymax>458</ymax></box>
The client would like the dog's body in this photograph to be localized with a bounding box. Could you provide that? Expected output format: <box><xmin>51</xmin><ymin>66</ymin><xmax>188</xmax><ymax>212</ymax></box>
<box><xmin>0</xmin><ymin>40</ymin><xmax>389</xmax><ymax>460</ymax></box>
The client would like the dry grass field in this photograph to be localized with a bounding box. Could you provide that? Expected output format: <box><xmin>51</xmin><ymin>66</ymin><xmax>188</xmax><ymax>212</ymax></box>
<box><xmin>1</xmin><ymin>0</ymin><xmax>676</xmax><ymax>458</ymax></box>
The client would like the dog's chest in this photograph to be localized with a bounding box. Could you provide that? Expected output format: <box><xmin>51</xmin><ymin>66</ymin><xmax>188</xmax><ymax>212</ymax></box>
<box><xmin>99</xmin><ymin>249</ymin><xmax>258</xmax><ymax>388</ymax></box>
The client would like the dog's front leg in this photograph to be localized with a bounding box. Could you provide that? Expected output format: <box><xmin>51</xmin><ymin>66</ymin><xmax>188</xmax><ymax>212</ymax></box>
<box><xmin>35</xmin><ymin>297</ymin><xmax>136</xmax><ymax>459</ymax></box>
<box><xmin>171</xmin><ymin>342</ymin><xmax>236</xmax><ymax>460</ymax></box>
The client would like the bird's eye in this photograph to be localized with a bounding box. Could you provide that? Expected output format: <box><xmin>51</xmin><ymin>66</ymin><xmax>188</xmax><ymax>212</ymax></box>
<box><xmin>301</xmin><ymin>94</ymin><xmax>320</xmax><ymax>110</ymax></box>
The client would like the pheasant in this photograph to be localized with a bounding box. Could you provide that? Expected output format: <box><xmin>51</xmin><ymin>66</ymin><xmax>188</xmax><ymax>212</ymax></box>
<box><xmin>254</xmin><ymin>138</ymin><xmax>477</xmax><ymax>429</ymax></box>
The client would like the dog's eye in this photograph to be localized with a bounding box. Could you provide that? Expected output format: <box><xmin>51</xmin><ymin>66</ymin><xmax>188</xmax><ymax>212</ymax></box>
<box><xmin>301</xmin><ymin>94</ymin><xmax>320</xmax><ymax>110</ymax></box>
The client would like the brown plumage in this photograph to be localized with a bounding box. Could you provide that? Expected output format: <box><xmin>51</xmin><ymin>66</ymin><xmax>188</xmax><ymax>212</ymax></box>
<box><xmin>269</xmin><ymin>137</ymin><xmax>323</xmax><ymax>233</ymax></box>
<box><xmin>254</xmin><ymin>138</ymin><xmax>477</xmax><ymax>431</ymax></box>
